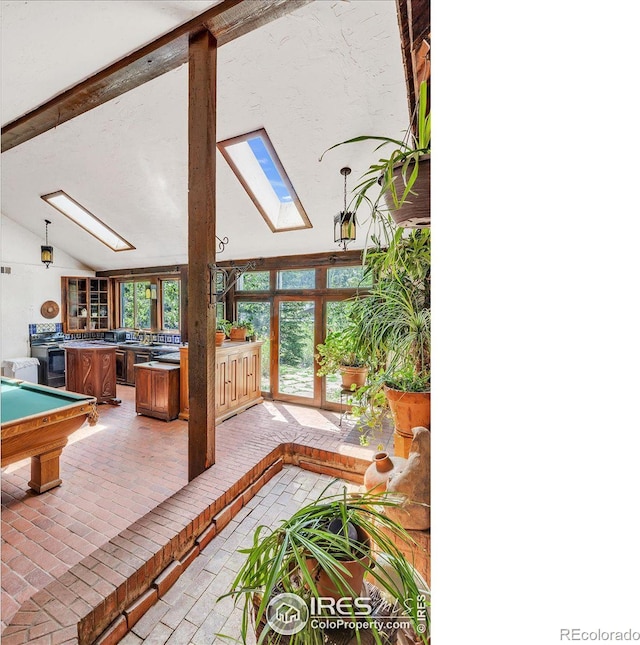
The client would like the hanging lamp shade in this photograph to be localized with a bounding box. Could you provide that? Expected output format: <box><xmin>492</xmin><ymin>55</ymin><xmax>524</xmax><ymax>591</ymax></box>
<box><xmin>334</xmin><ymin>167</ymin><xmax>356</xmax><ymax>251</ymax></box>
<box><xmin>41</xmin><ymin>219</ymin><xmax>53</xmax><ymax>268</ymax></box>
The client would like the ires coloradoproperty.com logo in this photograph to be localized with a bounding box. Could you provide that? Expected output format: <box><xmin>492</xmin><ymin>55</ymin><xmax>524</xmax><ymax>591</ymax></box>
<box><xmin>266</xmin><ymin>592</ymin><xmax>428</xmax><ymax>635</ymax></box>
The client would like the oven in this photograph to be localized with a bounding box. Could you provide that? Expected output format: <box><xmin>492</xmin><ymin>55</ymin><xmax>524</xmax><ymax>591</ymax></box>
<box><xmin>30</xmin><ymin>331</ymin><xmax>66</xmax><ymax>388</ymax></box>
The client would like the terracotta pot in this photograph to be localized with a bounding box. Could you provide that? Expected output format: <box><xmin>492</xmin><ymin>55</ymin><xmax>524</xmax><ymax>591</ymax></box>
<box><xmin>229</xmin><ymin>327</ymin><xmax>247</xmax><ymax>341</ymax></box>
<box><xmin>382</xmin><ymin>154</ymin><xmax>430</xmax><ymax>228</ymax></box>
<box><xmin>215</xmin><ymin>331</ymin><xmax>225</xmax><ymax>347</ymax></box>
<box><xmin>340</xmin><ymin>365</ymin><xmax>368</xmax><ymax>390</ymax></box>
<box><xmin>363</xmin><ymin>451</ymin><xmax>407</xmax><ymax>493</ymax></box>
<box><xmin>305</xmin><ymin>524</ymin><xmax>370</xmax><ymax>600</ymax></box>
<box><xmin>384</xmin><ymin>386</ymin><xmax>430</xmax><ymax>436</ymax></box>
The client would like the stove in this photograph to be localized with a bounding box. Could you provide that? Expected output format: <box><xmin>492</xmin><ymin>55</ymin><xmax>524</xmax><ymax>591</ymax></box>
<box><xmin>30</xmin><ymin>331</ymin><xmax>66</xmax><ymax>387</ymax></box>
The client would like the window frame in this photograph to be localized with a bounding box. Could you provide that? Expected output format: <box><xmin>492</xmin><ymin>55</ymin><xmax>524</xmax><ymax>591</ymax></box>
<box><xmin>217</xmin><ymin>128</ymin><xmax>312</xmax><ymax>233</ymax></box>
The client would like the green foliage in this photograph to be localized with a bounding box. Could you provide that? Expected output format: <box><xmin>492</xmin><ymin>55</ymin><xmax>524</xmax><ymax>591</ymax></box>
<box><xmin>232</xmin><ymin>319</ymin><xmax>253</xmax><ymax>332</ymax></box>
<box><xmin>237</xmin><ymin>302</ymin><xmax>271</xmax><ymax>387</ymax></box>
<box><xmin>120</xmin><ymin>280</ymin><xmax>152</xmax><ymax>329</ymax></box>
<box><xmin>220</xmin><ymin>485</ymin><xmax>429</xmax><ymax>644</ymax></box>
<box><xmin>238</xmin><ymin>271</ymin><xmax>270</xmax><ymax>291</ymax></box>
<box><xmin>321</xmin><ymin>80</ymin><xmax>430</xmax><ymax>222</ymax></box>
<box><xmin>279</xmin><ymin>300</ymin><xmax>314</xmax><ymax>368</ymax></box>
<box><xmin>277</xmin><ymin>269</ymin><xmax>315</xmax><ymax>289</ymax></box>
<box><xmin>162</xmin><ymin>279</ymin><xmax>180</xmax><ymax>330</ymax></box>
<box><xmin>217</xmin><ymin>319</ymin><xmax>231</xmax><ymax>335</ymax></box>
<box><xmin>326</xmin><ymin>266</ymin><xmax>372</xmax><ymax>289</ymax></box>
<box><xmin>315</xmin><ymin>328</ymin><xmax>367</xmax><ymax>376</ymax></box>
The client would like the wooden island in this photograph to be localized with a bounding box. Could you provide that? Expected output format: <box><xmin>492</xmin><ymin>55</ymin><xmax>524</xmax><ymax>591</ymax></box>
<box><xmin>179</xmin><ymin>340</ymin><xmax>263</xmax><ymax>423</ymax></box>
<box><xmin>64</xmin><ymin>344</ymin><xmax>120</xmax><ymax>404</ymax></box>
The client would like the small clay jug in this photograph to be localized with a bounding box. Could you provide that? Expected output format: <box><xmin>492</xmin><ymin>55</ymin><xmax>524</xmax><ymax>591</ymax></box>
<box><xmin>363</xmin><ymin>451</ymin><xmax>406</xmax><ymax>493</ymax></box>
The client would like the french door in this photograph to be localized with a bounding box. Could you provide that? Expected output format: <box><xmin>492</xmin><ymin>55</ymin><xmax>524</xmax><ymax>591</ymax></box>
<box><xmin>273</xmin><ymin>296</ymin><xmax>321</xmax><ymax>406</ymax></box>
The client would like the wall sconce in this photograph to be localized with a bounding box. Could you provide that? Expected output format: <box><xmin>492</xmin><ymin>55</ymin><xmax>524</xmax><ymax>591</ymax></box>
<box><xmin>145</xmin><ymin>284</ymin><xmax>157</xmax><ymax>299</ymax></box>
<box><xmin>41</xmin><ymin>219</ymin><xmax>53</xmax><ymax>268</ymax></box>
<box><xmin>333</xmin><ymin>167</ymin><xmax>356</xmax><ymax>251</ymax></box>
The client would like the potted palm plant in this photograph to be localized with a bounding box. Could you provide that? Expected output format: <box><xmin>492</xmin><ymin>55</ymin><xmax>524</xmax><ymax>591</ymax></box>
<box><xmin>322</xmin><ymin>80</ymin><xmax>430</xmax><ymax>229</ymax></box>
<box><xmin>221</xmin><ymin>485</ymin><xmax>429</xmax><ymax>644</ymax></box>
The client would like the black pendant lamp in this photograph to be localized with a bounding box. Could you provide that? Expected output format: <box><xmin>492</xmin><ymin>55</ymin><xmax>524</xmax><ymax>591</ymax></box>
<box><xmin>334</xmin><ymin>167</ymin><xmax>357</xmax><ymax>251</ymax></box>
<box><xmin>41</xmin><ymin>219</ymin><xmax>53</xmax><ymax>268</ymax></box>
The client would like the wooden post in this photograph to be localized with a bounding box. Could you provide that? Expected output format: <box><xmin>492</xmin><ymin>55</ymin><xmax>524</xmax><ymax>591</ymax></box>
<box><xmin>188</xmin><ymin>30</ymin><xmax>217</xmax><ymax>479</ymax></box>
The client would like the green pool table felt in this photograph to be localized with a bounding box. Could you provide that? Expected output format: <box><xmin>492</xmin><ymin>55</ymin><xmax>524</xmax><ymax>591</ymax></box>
<box><xmin>1</xmin><ymin>379</ymin><xmax>94</xmax><ymax>424</ymax></box>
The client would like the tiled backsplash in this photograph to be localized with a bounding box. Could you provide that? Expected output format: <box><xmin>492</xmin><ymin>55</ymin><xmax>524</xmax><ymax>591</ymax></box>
<box><xmin>28</xmin><ymin>323</ymin><xmax>181</xmax><ymax>345</ymax></box>
<box><xmin>29</xmin><ymin>323</ymin><xmax>63</xmax><ymax>334</ymax></box>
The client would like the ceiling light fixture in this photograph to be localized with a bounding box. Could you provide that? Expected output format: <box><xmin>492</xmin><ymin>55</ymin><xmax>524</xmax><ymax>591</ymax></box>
<box><xmin>41</xmin><ymin>219</ymin><xmax>53</xmax><ymax>268</ymax></box>
<box><xmin>41</xmin><ymin>191</ymin><xmax>135</xmax><ymax>252</ymax></box>
<box><xmin>334</xmin><ymin>167</ymin><xmax>356</xmax><ymax>251</ymax></box>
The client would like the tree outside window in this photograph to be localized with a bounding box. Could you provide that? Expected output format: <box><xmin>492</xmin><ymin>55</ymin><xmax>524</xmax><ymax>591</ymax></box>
<box><xmin>162</xmin><ymin>280</ymin><xmax>180</xmax><ymax>330</ymax></box>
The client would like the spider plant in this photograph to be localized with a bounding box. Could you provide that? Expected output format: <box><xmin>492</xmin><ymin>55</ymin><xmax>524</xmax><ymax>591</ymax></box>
<box><xmin>321</xmin><ymin>80</ymin><xmax>430</xmax><ymax>221</ymax></box>
<box><xmin>220</xmin><ymin>484</ymin><xmax>429</xmax><ymax>644</ymax></box>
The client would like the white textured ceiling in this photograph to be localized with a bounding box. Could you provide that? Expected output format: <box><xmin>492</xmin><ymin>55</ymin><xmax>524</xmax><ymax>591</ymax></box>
<box><xmin>0</xmin><ymin>0</ymin><xmax>409</xmax><ymax>270</ymax></box>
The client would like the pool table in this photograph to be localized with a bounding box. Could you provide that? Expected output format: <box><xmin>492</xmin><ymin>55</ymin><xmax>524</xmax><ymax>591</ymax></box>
<box><xmin>1</xmin><ymin>377</ymin><xmax>98</xmax><ymax>493</ymax></box>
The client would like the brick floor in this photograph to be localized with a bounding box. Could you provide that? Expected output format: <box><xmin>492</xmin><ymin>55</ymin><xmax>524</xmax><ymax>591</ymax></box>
<box><xmin>1</xmin><ymin>386</ymin><xmax>395</xmax><ymax>640</ymax></box>
<box><xmin>130</xmin><ymin>467</ymin><xmax>358</xmax><ymax>645</ymax></box>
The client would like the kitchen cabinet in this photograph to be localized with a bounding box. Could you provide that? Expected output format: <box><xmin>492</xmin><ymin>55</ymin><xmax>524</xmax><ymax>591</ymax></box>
<box><xmin>64</xmin><ymin>345</ymin><xmax>118</xmax><ymax>404</ymax></box>
<box><xmin>61</xmin><ymin>277</ymin><xmax>111</xmax><ymax>332</ymax></box>
<box><xmin>179</xmin><ymin>341</ymin><xmax>263</xmax><ymax>423</ymax></box>
<box><xmin>134</xmin><ymin>362</ymin><xmax>180</xmax><ymax>421</ymax></box>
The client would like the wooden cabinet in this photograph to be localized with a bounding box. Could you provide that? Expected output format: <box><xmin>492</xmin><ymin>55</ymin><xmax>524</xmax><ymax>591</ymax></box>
<box><xmin>64</xmin><ymin>345</ymin><xmax>118</xmax><ymax>403</ymax></box>
<box><xmin>134</xmin><ymin>362</ymin><xmax>180</xmax><ymax>421</ymax></box>
<box><xmin>179</xmin><ymin>341</ymin><xmax>263</xmax><ymax>423</ymax></box>
<box><xmin>62</xmin><ymin>277</ymin><xmax>111</xmax><ymax>332</ymax></box>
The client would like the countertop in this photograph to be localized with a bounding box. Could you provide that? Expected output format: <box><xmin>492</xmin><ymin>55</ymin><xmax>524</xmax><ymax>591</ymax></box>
<box><xmin>61</xmin><ymin>340</ymin><xmax>179</xmax><ymax>353</ymax></box>
<box><xmin>156</xmin><ymin>352</ymin><xmax>181</xmax><ymax>364</ymax></box>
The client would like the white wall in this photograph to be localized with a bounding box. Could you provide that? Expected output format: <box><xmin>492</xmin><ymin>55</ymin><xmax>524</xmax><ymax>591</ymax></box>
<box><xmin>0</xmin><ymin>213</ymin><xmax>94</xmax><ymax>360</ymax></box>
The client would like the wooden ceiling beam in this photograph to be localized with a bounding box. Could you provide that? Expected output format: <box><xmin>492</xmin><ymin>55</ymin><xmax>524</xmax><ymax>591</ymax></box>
<box><xmin>395</xmin><ymin>0</ymin><xmax>430</xmax><ymax>113</ymax></box>
<box><xmin>1</xmin><ymin>0</ymin><xmax>312</xmax><ymax>152</ymax></box>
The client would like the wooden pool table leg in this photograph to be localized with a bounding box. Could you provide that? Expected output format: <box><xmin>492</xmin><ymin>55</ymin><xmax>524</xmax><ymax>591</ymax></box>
<box><xmin>28</xmin><ymin>448</ymin><xmax>63</xmax><ymax>493</ymax></box>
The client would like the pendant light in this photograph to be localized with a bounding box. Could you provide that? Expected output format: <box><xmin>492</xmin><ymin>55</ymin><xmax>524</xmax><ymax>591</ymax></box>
<box><xmin>41</xmin><ymin>219</ymin><xmax>53</xmax><ymax>268</ymax></box>
<box><xmin>333</xmin><ymin>167</ymin><xmax>357</xmax><ymax>251</ymax></box>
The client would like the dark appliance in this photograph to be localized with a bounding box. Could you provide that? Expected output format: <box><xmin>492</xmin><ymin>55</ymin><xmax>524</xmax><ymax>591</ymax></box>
<box><xmin>30</xmin><ymin>330</ymin><xmax>66</xmax><ymax>387</ymax></box>
<box><xmin>104</xmin><ymin>329</ymin><xmax>128</xmax><ymax>343</ymax></box>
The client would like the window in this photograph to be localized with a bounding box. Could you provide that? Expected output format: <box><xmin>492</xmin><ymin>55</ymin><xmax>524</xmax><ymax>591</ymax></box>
<box><xmin>327</xmin><ymin>266</ymin><xmax>372</xmax><ymax>289</ymax></box>
<box><xmin>218</xmin><ymin>129</ymin><xmax>312</xmax><ymax>232</ymax></box>
<box><xmin>161</xmin><ymin>279</ymin><xmax>180</xmax><ymax>331</ymax></box>
<box><xmin>237</xmin><ymin>271</ymin><xmax>270</xmax><ymax>291</ymax></box>
<box><xmin>277</xmin><ymin>269</ymin><xmax>315</xmax><ymax>290</ymax></box>
<box><xmin>120</xmin><ymin>281</ymin><xmax>151</xmax><ymax>329</ymax></box>
<box><xmin>41</xmin><ymin>191</ymin><xmax>135</xmax><ymax>251</ymax></box>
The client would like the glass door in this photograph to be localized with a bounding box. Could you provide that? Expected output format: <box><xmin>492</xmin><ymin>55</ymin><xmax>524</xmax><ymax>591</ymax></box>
<box><xmin>236</xmin><ymin>300</ymin><xmax>271</xmax><ymax>393</ymax></box>
<box><xmin>274</xmin><ymin>297</ymin><xmax>320</xmax><ymax>405</ymax></box>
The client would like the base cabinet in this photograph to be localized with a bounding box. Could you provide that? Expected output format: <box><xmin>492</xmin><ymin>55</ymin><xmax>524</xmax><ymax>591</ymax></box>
<box><xmin>134</xmin><ymin>362</ymin><xmax>180</xmax><ymax>421</ymax></box>
<box><xmin>180</xmin><ymin>341</ymin><xmax>263</xmax><ymax>422</ymax></box>
<box><xmin>65</xmin><ymin>346</ymin><xmax>117</xmax><ymax>403</ymax></box>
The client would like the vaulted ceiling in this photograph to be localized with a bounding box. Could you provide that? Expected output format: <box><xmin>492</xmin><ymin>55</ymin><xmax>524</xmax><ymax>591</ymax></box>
<box><xmin>1</xmin><ymin>0</ymin><xmax>409</xmax><ymax>271</ymax></box>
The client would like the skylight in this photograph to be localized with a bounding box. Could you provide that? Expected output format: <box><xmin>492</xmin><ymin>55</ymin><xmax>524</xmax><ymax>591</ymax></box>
<box><xmin>218</xmin><ymin>128</ymin><xmax>312</xmax><ymax>232</ymax></box>
<box><xmin>41</xmin><ymin>191</ymin><xmax>135</xmax><ymax>252</ymax></box>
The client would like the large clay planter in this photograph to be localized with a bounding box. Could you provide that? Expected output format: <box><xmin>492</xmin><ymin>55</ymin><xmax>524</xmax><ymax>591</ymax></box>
<box><xmin>305</xmin><ymin>524</ymin><xmax>370</xmax><ymax>600</ymax></box>
<box><xmin>382</xmin><ymin>155</ymin><xmax>430</xmax><ymax>228</ymax></box>
<box><xmin>339</xmin><ymin>365</ymin><xmax>368</xmax><ymax>390</ymax></box>
<box><xmin>363</xmin><ymin>451</ymin><xmax>407</xmax><ymax>493</ymax></box>
<box><xmin>384</xmin><ymin>386</ymin><xmax>431</xmax><ymax>436</ymax></box>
